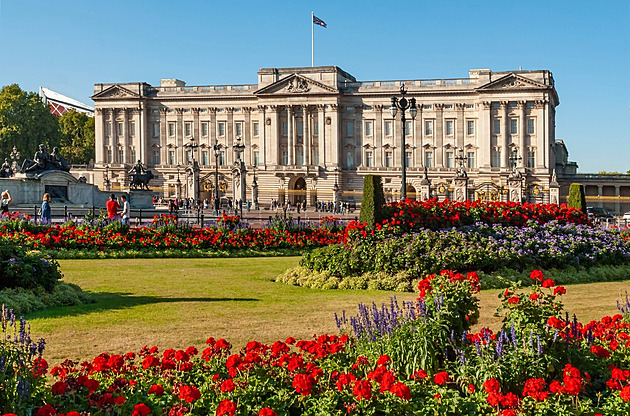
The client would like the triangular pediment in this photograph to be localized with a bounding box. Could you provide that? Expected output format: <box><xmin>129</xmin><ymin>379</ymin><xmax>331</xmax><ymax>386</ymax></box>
<box><xmin>254</xmin><ymin>74</ymin><xmax>338</xmax><ymax>96</ymax></box>
<box><xmin>477</xmin><ymin>74</ymin><xmax>549</xmax><ymax>91</ymax></box>
<box><xmin>92</xmin><ymin>85</ymin><xmax>141</xmax><ymax>100</ymax></box>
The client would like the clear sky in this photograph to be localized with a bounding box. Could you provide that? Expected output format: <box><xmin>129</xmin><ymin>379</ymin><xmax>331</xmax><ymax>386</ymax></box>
<box><xmin>0</xmin><ymin>0</ymin><xmax>628</xmax><ymax>173</ymax></box>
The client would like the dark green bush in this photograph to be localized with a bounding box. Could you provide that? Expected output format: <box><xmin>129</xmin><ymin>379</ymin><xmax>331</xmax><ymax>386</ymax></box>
<box><xmin>0</xmin><ymin>283</ymin><xmax>93</xmax><ymax>315</ymax></box>
<box><xmin>359</xmin><ymin>175</ymin><xmax>386</xmax><ymax>225</ymax></box>
<box><xmin>0</xmin><ymin>243</ymin><xmax>62</xmax><ymax>291</ymax></box>
<box><xmin>567</xmin><ymin>183</ymin><xmax>587</xmax><ymax>213</ymax></box>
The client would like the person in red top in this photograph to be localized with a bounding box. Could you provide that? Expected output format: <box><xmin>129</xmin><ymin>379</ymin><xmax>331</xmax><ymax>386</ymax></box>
<box><xmin>106</xmin><ymin>193</ymin><xmax>120</xmax><ymax>219</ymax></box>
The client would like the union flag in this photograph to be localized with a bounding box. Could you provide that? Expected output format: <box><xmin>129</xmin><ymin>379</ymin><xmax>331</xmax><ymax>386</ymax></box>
<box><xmin>313</xmin><ymin>15</ymin><xmax>327</xmax><ymax>28</ymax></box>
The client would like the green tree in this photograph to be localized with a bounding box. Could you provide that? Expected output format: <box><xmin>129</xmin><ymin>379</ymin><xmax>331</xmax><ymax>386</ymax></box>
<box><xmin>359</xmin><ymin>175</ymin><xmax>386</xmax><ymax>225</ymax></box>
<box><xmin>58</xmin><ymin>110</ymin><xmax>95</xmax><ymax>164</ymax></box>
<box><xmin>0</xmin><ymin>84</ymin><xmax>60</xmax><ymax>162</ymax></box>
<box><xmin>567</xmin><ymin>183</ymin><xmax>587</xmax><ymax>213</ymax></box>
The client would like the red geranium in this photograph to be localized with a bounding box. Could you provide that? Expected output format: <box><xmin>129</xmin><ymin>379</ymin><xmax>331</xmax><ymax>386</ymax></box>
<box><xmin>353</xmin><ymin>379</ymin><xmax>372</xmax><ymax>400</ymax></box>
<box><xmin>216</xmin><ymin>399</ymin><xmax>237</xmax><ymax>416</ymax></box>
<box><xmin>434</xmin><ymin>371</ymin><xmax>450</xmax><ymax>385</ymax></box>
<box><xmin>178</xmin><ymin>385</ymin><xmax>201</xmax><ymax>403</ymax></box>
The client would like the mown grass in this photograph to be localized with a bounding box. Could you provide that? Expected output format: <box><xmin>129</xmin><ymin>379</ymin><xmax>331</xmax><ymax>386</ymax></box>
<box><xmin>26</xmin><ymin>258</ymin><xmax>630</xmax><ymax>363</ymax></box>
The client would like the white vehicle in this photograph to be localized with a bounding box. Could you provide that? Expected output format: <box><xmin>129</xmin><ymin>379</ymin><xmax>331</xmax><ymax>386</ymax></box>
<box><xmin>623</xmin><ymin>211</ymin><xmax>630</xmax><ymax>221</ymax></box>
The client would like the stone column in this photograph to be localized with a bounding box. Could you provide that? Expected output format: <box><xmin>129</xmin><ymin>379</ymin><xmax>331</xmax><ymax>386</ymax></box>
<box><xmin>176</xmin><ymin>108</ymin><xmax>184</xmax><ymax>165</ymax></box>
<box><xmin>518</xmin><ymin>101</ymin><xmax>526</xmax><ymax>167</ymax></box>
<box><xmin>109</xmin><ymin>109</ymin><xmax>116</xmax><ymax>162</ymax></box>
<box><xmin>138</xmin><ymin>106</ymin><xmax>147</xmax><ymax>166</ymax></box>
<box><xmin>354</xmin><ymin>105</ymin><xmax>362</xmax><ymax>168</ymax></box>
<box><xmin>244</xmin><ymin>107</ymin><xmax>252</xmax><ymax>165</ymax></box>
<box><xmin>122</xmin><ymin>108</ymin><xmax>129</xmax><ymax>164</ymax></box>
<box><xmin>95</xmin><ymin>108</ymin><xmax>104</xmax><ymax>164</ymax></box>
<box><xmin>209</xmin><ymin>107</ymin><xmax>217</xmax><ymax>148</ymax></box>
<box><xmin>159</xmin><ymin>108</ymin><xmax>167</xmax><ymax>164</ymax></box>
<box><xmin>456</xmin><ymin>103</ymin><xmax>465</xmax><ymax>150</ymax></box>
<box><xmin>479</xmin><ymin>101</ymin><xmax>491</xmax><ymax>168</ymax></box>
<box><xmin>535</xmin><ymin>100</ymin><xmax>545</xmax><ymax>168</ymax></box>
<box><xmin>329</xmin><ymin>104</ymin><xmax>340</xmax><ymax>166</ymax></box>
<box><xmin>287</xmin><ymin>106</ymin><xmax>294</xmax><ymax>165</ymax></box>
<box><xmin>374</xmin><ymin>105</ymin><xmax>383</xmax><ymax>167</ymax></box>
<box><xmin>258</xmin><ymin>105</ymin><xmax>267</xmax><ymax>168</ymax></box>
<box><xmin>192</xmin><ymin>107</ymin><xmax>200</xmax><ymax>142</ymax></box>
<box><xmin>303</xmin><ymin>106</ymin><xmax>310</xmax><ymax>165</ymax></box>
<box><xmin>434</xmin><ymin>104</ymin><xmax>444</xmax><ymax>167</ymax></box>
<box><xmin>317</xmin><ymin>105</ymin><xmax>326</xmax><ymax>167</ymax></box>
<box><xmin>415</xmin><ymin>106</ymin><xmax>423</xmax><ymax>166</ymax></box>
<box><xmin>226</xmin><ymin>108</ymin><xmax>234</xmax><ymax>165</ymax></box>
<box><xmin>269</xmin><ymin>106</ymin><xmax>279</xmax><ymax>166</ymax></box>
<box><xmin>500</xmin><ymin>101</ymin><xmax>509</xmax><ymax>169</ymax></box>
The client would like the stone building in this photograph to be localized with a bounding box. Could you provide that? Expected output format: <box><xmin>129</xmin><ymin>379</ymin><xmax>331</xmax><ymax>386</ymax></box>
<box><xmin>91</xmin><ymin>66</ymin><xmax>561</xmax><ymax>207</ymax></box>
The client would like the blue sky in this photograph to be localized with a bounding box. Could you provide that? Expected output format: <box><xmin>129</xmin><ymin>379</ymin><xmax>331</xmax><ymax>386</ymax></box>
<box><xmin>1</xmin><ymin>0</ymin><xmax>628</xmax><ymax>172</ymax></box>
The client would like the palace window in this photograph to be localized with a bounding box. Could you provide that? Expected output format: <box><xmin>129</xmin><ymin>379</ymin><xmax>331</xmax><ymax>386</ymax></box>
<box><xmin>527</xmin><ymin>118</ymin><xmax>535</xmax><ymax>135</ymax></box>
<box><xmin>107</xmin><ymin>149</ymin><xmax>112</xmax><ymax>163</ymax></box>
<box><xmin>153</xmin><ymin>123</ymin><xmax>159</xmax><ymax>138</ymax></box>
<box><xmin>282</xmin><ymin>150</ymin><xmax>288</xmax><ymax>165</ymax></box>
<box><xmin>202</xmin><ymin>122</ymin><xmax>208</xmax><ymax>137</ymax></box>
<box><xmin>219</xmin><ymin>151</ymin><xmax>225</xmax><ymax>165</ymax></box>
<box><xmin>118</xmin><ymin>149</ymin><xmax>124</xmax><ymax>164</ymax></box>
<box><xmin>527</xmin><ymin>150</ymin><xmax>535</xmax><ymax>168</ymax></box>
<box><xmin>296</xmin><ymin>121</ymin><xmax>303</xmax><ymax>137</ymax></box>
<box><xmin>467</xmin><ymin>152</ymin><xmax>475</xmax><ymax>169</ymax></box>
<box><xmin>106</xmin><ymin>122</ymin><xmax>112</xmax><ymax>137</ymax></box>
<box><xmin>253</xmin><ymin>151</ymin><xmax>259</xmax><ymax>166</ymax></box>
<box><xmin>492</xmin><ymin>150</ymin><xmax>501</xmax><ymax>167</ymax></box>
<box><xmin>346</xmin><ymin>121</ymin><xmax>354</xmax><ymax>137</ymax></box>
<box><xmin>365</xmin><ymin>151</ymin><xmax>373</xmax><ymax>167</ymax></box>
<box><xmin>445</xmin><ymin>151</ymin><xmax>454</xmax><ymax>168</ymax></box>
<box><xmin>153</xmin><ymin>151</ymin><xmax>160</xmax><ymax>165</ymax></box>
<box><xmin>405</xmin><ymin>120</ymin><xmax>412</xmax><ymax>135</ymax></box>
<box><xmin>385</xmin><ymin>121</ymin><xmax>393</xmax><ymax>136</ymax></box>
<box><xmin>467</xmin><ymin>120</ymin><xmax>475</xmax><ymax>135</ymax></box>
<box><xmin>365</xmin><ymin>121</ymin><xmax>373</xmax><ymax>136</ymax></box>
<box><xmin>297</xmin><ymin>150</ymin><xmax>304</xmax><ymax>165</ymax></box>
<box><xmin>130</xmin><ymin>149</ymin><xmax>136</xmax><ymax>163</ymax></box>
<box><xmin>282</xmin><ymin>121</ymin><xmax>288</xmax><ymax>136</ymax></box>
<box><xmin>385</xmin><ymin>151</ymin><xmax>393</xmax><ymax>167</ymax></box>
<box><xmin>445</xmin><ymin>120</ymin><xmax>454</xmax><ymax>136</ymax></box>
<box><xmin>346</xmin><ymin>151</ymin><xmax>354</xmax><ymax>167</ymax></box>
<box><xmin>493</xmin><ymin>119</ymin><xmax>501</xmax><ymax>135</ymax></box>
<box><xmin>117</xmin><ymin>122</ymin><xmax>123</xmax><ymax>136</ymax></box>
<box><xmin>186</xmin><ymin>150</ymin><xmax>192</xmax><ymax>164</ymax></box>
<box><xmin>169</xmin><ymin>151</ymin><xmax>175</xmax><ymax>165</ymax></box>
<box><xmin>313</xmin><ymin>121</ymin><xmax>319</xmax><ymax>136</ymax></box>
<box><xmin>424</xmin><ymin>151</ymin><xmax>433</xmax><ymax>168</ymax></box>
<box><xmin>235</xmin><ymin>122</ymin><xmax>243</xmax><ymax>137</ymax></box>
<box><xmin>425</xmin><ymin>120</ymin><xmax>433</xmax><ymax>136</ymax></box>
<box><xmin>218</xmin><ymin>122</ymin><xmax>226</xmax><ymax>136</ymax></box>
<box><xmin>202</xmin><ymin>151</ymin><xmax>208</xmax><ymax>166</ymax></box>
<box><xmin>130</xmin><ymin>122</ymin><xmax>136</xmax><ymax>137</ymax></box>
<box><xmin>185</xmin><ymin>122</ymin><xmax>192</xmax><ymax>136</ymax></box>
<box><xmin>510</xmin><ymin>118</ymin><xmax>518</xmax><ymax>135</ymax></box>
<box><xmin>253</xmin><ymin>122</ymin><xmax>259</xmax><ymax>136</ymax></box>
<box><xmin>168</xmin><ymin>123</ymin><xmax>175</xmax><ymax>137</ymax></box>
<box><xmin>405</xmin><ymin>151</ymin><xmax>412</xmax><ymax>167</ymax></box>
<box><xmin>313</xmin><ymin>150</ymin><xmax>319</xmax><ymax>166</ymax></box>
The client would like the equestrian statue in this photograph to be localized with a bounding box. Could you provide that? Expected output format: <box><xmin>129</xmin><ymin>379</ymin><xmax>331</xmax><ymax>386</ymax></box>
<box><xmin>128</xmin><ymin>160</ymin><xmax>154</xmax><ymax>191</ymax></box>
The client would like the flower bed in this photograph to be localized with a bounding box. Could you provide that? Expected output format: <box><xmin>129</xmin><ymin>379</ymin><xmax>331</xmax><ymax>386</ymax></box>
<box><xmin>282</xmin><ymin>221</ymin><xmax>630</xmax><ymax>291</ymax></box>
<box><xmin>6</xmin><ymin>270</ymin><xmax>630</xmax><ymax>415</ymax></box>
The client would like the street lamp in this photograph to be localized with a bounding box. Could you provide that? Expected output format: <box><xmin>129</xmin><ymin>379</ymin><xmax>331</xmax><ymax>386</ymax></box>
<box><xmin>390</xmin><ymin>83</ymin><xmax>417</xmax><ymax>201</ymax></box>
<box><xmin>213</xmin><ymin>138</ymin><xmax>222</xmax><ymax>214</ymax></box>
<box><xmin>104</xmin><ymin>164</ymin><xmax>111</xmax><ymax>191</ymax></box>
<box><xmin>233</xmin><ymin>136</ymin><xmax>245</xmax><ymax>160</ymax></box>
<box><xmin>509</xmin><ymin>150</ymin><xmax>522</xmax><ymax>171</ymax></box>
<box><xmin>232</xmin><ymin>136</ymin><xmax>246</xmax><ymax>217</ymax></box>
<box><xmin>175</xmin><ymin>164</ymin><xmax>181</xmax><ymax>199</ymax></box>
<box><xmin>184</xmin><ymin>136</ymin><xmax>200</xmax><ymax>201</ymax></box>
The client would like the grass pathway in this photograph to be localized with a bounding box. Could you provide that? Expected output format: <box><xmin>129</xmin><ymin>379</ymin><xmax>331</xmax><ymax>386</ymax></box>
<box><xmin>27</xmin><ymin>258</ymin><xmax>630</xmax><ymax>362</ymax></box>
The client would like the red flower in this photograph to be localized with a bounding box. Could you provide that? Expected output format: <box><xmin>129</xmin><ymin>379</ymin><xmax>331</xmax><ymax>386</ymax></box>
<box><xmin>216</xmin><ymin>399</ymin><xmax>237</xmax><ymax>416</ymax></box>
<box><xmin>353</xmin><ymin>379</ymin><xmax>373</xmax><ymax>401</ymax></box>
<box><xmin>621</xmin><ymin>386</ymin><xmax>630</xmax><ymax>402</ymax></box>
<box><xmin>178</xmin><ymin>385</ymin><xmax>201</xmax><ymax>403</ymax></box>
<box><xmin>412</xmin><ymin>369</ymin><xmax>428</xmax><ymax>379</ymax></box>
<box><xmin>36</xmin><ymin>405</ymin><xmax>56</xmax><ymax>416</ymax></box>
<box><xmin>51</xmin><ymin>381</ymin><xmax>67</xmax><ymax>395</ymax></box>
<box><xmin>221</xmin><ymin>379</ymin><xmax>236</xmax><ymax>393</ymax></box>
<box><xmin>508</xmin><ymin>296</ymin><xmax>520</xmax><ymax>304</ymax></box>
<box><xmin>467</xmin><ymin>384</ymin><xmax>475</xmax><ymax>393</ymax></box>
<box><xmin>434</xmin><ymin>371</ymin><xmax>450</xmax><ymax>385</ymax></box>
<box><xmin>376</xmin><ymin>355</ymin><xmax>391</xmax><ymax>366</ymax></box>
<box><xmin>542</xmin><ymin>279</ymin><xmax>556</xmax><ymax>288</ymax></box>
<box><xmin>553</xmin><ymin>286</ymin><xmax>566</xmax><ymax>296</ymax></box>
<box><xmin>148</xmin><ymin>384</ymin><xmax>165</xmax><ymax>396</ymax></box>
<box><xmin>132</xmin><ymin>403</ymin><xmax>152</xmax><ymax>416</ymax></box>
<box><xmin>591</xmin><ymin>345</ymin><xmax>611</xmax><ymax>358</ymax></box>
<box><xmin>530</xmin><ymin>270</ymin><xmax>544</xmax><ymax>281</ymax></box>
<box><xmin>258</xmin><ymin>408</ymin><xmax>277</xmax><ymax>416</ymax></box>
<box><xmin>483</xmin><ymin>378</ymin><xmax>500</xmax><ymax>393</ymax></box>
<box><xmin>389</xmin><ymin>382</ymin><xmax>411</xmax><ymax>400</ymax></box>
<box><xmin>292</xmin><ymin>373</ymin><xmax>316</xmax><ymax>396</ymax></box>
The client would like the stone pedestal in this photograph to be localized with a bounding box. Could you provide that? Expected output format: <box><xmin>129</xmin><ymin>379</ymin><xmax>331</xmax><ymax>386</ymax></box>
<box><xmin>232</xmin><ymin>160</ymin><xmax>247</xmax><ymax>206</ymax></box>
<box><xmin>453</xmin><ymin>177</ymin><xmax>469</xmax><ymax>202</ymax></box>
<box><xmin>508</xmin><ymin>178</ymin><xmax>524</xmax><ymax>203</ymax></box>
<box><xmin>549</xmin><ymin>170</ymin><xmax>560</xmax><ymax>205</ymax></box>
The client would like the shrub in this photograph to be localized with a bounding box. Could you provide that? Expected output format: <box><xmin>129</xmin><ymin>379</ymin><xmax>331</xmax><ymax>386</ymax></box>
<box><xmin>0</xmin><ymin>283</ymin><xmax>93</xmax><ymax>315</ymax></box>
<box><xmin>0</xmin><ymin>243</ymin><xmax>62</xmax><ymax>291</ymax></box>
<box><xmin>359</xmin><ymin>175</ymin><xmax>386</xmax><ymax>226</ymax></box>
<box><xmin>567</xmin><ymin>183</ymin><xmax>587</xmax><ymax>213</ymax></box>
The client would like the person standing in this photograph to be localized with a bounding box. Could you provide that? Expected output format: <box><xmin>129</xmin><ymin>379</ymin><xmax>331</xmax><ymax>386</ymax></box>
<box><xmin>120</xmin><ymin>195</ymin><xmax>131</xmax><ymax>225</ymax></box>
<box><xmin>106</xmin><ymin>193</ymin><xmax>120</xmax><ymax>219</ymax></box>
<box><xmin>40</xmin><ymin>193</ymin><xmax>52</xmax><ymax>223</ymax></box>
<box><xmin>0</xmin><ymin>190</ymin><xmax>11</xmax><ymax>216</ymax></box>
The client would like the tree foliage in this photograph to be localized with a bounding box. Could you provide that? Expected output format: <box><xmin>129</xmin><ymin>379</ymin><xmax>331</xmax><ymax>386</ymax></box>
<box><xmin>567</xmin><ymin>183</ymin><xmax>587</xmax><ymax>213</ymax></box>
<box><xmin>58</xmin><ymin>110</ymin><xmax>95</xmax><ymax>164</ymax></box>
<box><xmin>0</xmin><ymin>84</ymin><xmax>60</xmax><ymax>162</ymax></box>
<box><xmin>359</xmin><ymin>175</ymin><xmax>386</xmax><ymax>226</ymax></box>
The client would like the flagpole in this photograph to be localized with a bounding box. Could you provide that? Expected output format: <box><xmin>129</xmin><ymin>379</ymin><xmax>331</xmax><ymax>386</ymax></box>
<box><xmin>311</xmin><ymin>11</ymin><xmax>314</xmax><ymax>67</ymax></box>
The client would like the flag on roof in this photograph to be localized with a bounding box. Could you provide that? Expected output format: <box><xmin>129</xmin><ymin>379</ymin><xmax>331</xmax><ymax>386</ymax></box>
<box><xmin>313</xmin><ymin>15</ymin><xmax>327</xmax><ymax>28</ymax></box>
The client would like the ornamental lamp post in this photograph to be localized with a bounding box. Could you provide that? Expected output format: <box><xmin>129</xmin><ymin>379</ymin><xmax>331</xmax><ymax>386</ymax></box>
<box><xmin>213</xmin><ymin>138</ymin><xmax>221</xmax><ymax>214</ymax></box>
<box><xmin>184</xmin><ymin>136</ymin><xmax>200</xmax><ymax>201</ymax></box>
<box><xmin>175</xmin><ymin>164</ymin><xmax>181</xmax><ymax>199</ymax></box>
<box><xmin>390</xmin><ymin>83</ymin><xmax>417</xmax><ymax>201</ymax></box>
<box><xmin>232</xmin><ymin>136</ymin><xmax>246</xmax><ymax>218</ymax></box>
<box><xmin>104</xmin><ymin>164</ymin><xmax>111</xmax><ymax>191</ymax></box>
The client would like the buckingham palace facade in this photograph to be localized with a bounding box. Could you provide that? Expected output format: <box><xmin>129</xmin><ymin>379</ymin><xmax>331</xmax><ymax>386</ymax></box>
<box><xmin>91</xmin><ymin>65</ymin><xmax>561</xmax><ymax>206</ymax></box>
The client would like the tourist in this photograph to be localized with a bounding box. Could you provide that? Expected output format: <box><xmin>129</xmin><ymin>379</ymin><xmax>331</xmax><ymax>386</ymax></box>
<box><xmin>106</xmin><ymin>193</ymin><xmax>119</xmax><ymax>219</ymax></box>
<box><xmin>0</xmin><ymin>190</ymin><xmax>11</xmax><ymax>216</ymax></box>
<box><xmin>168</xmin><ymin>199</ymin><xmax>174</xmax><ymax>215</ymax></box>
<box><xmin>40</xmin><ymin>193</ymin><xmax>52</xmax><ymax>223</ymax></box>
<box><xmin>120</xmin><ymin>194</ymin><xmax>131</xmax><ymax>225</ymax></box>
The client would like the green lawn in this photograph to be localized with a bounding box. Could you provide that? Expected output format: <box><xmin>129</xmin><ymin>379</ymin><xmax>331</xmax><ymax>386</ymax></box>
<box><xmin>27</xmin><ymin>258</ymin><xmax>630</xmax><ymax>363</ymax></box>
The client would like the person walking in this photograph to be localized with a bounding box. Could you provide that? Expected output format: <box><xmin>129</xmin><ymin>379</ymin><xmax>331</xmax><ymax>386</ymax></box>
<box><xmin>120</xmin><ymin>194</ymin><xmax>131</xmax><ymax>225</ymax></box>
<box><xmin>0</xmin><ymin>190</ymin><xmax>11</xmax><ymax>216</ymax></box>
<box><xmin>40</xmin><ymin>193</ymin><xmax>52</xmax><ymax>223</ymax></box>
<box><xmin>106</xmin><ymin>193</ymin><xmax>120</xmax><ymax>219</ymax></box>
